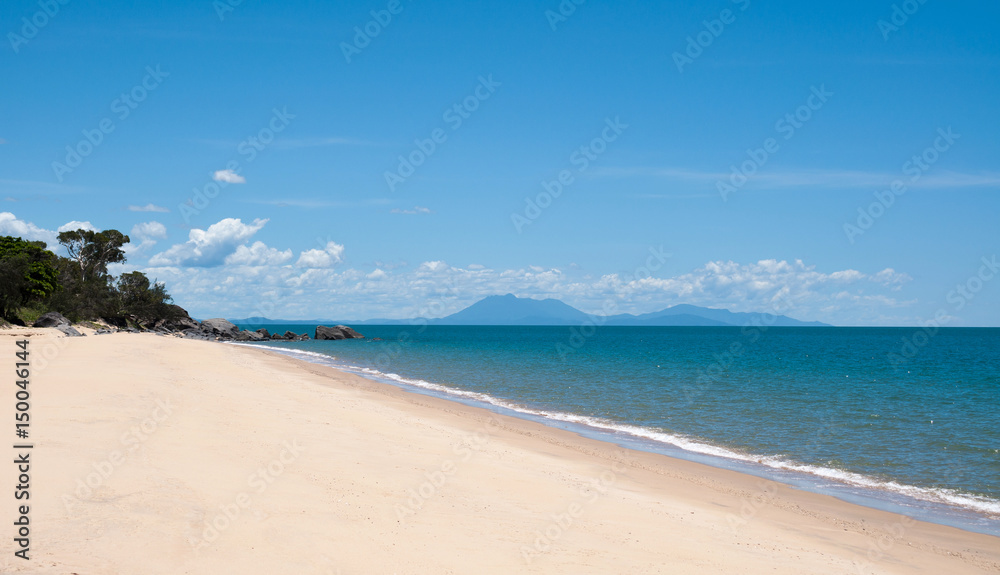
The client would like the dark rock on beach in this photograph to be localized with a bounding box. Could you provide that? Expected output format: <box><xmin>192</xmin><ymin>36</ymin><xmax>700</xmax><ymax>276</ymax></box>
<box><xmin>242</xmin><ymin>330</ymin><xmax>266</xmax><ymax>342</ymax></box>
<box><xmin>154</xmin><ymin>305</ymin><xmax>201</xmax><ymax>332</ymax></box>
<box><xmin>57</xmin><ymin>325</ymin><xmax>84</xmax><ymax>337</ymax></box>
<box><xmin>34</xmin><ymin>312</ymin><xmax>71</xmax><ymax>328</ymax></box>
<box><xmin>33</xmin><ymin>312</ymin><xmax>83</xmax><ymax>336</ymax></box>
<box><xmin>200</xmin><ymin>318</ymin><xmax>239</xmax><ymax>339</ymax></box>
<box><xmin>315</xmin><ymin>325</ymin><xmax>364</xmax><ymax>340</ymax></box>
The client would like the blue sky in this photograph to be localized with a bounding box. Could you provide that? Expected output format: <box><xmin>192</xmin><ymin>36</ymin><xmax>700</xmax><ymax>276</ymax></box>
<box><xmin>2</xmin><ymin>0</ymin><xmax>998</xmax><ymax>325</ymax></box>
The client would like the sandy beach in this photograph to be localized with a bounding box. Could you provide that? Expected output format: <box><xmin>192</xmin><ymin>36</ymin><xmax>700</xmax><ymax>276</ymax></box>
<box><xmin>1</xmin><ymin>327</ymin><xmax>998</xmax><ymax>574</ymax></box>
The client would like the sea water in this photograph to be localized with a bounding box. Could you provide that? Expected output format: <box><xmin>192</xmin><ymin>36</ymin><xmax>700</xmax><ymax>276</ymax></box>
<box><xmin>234</xmin><ymin>324</ymin><xmax>1000</xmax><ymax>535</ymax></box>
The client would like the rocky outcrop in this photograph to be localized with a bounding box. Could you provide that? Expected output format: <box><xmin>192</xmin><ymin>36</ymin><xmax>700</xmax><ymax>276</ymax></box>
<box><xmin>232</xmin><ymin>329</ymin><xmax>266</xmax><ymax>342</ymax></box>
<box><xmin>32</xmin><ymin>312</ymin><xmax>83</xmax><ymax>336</ymax></box>
<box><xmin>255</xmin><ymin>328</ymin><xmax>270</xmax><ymax>339</ymax></box>
<box><xmin>315</xmin><ymin>325</ymin><xmax>364</xmax><ymax>340</ymax></box>
<box><xmin>56</xmin><ymin>325</ymin><xmax>84</xmax><ymax>337</ymax></box>
<box><xmin>34</xmin><ymin>312</ymin><xmax>71</xmax><ymax>328</ymax></box>
<box><xmin>200</xmin><ymin>318</ymin><xmax>239</xmax><ymax>339</ymax></box>
<box><xmin>154</xmin><ymin>305</ymin><xmax>201</xmax><ymax>332</ymax></box>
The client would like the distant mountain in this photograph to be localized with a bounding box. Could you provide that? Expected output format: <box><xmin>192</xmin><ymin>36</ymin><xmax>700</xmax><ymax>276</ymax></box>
<box><xmin>438</xmin><ymin>294</ymin><xmax>593</xmax><ymax>325</ymax></box>
<box><xmin>603</xmin><ymin>303</ymin><xmax>830</xmax><ymax>327</ymax></box>
<box><xmin>437</xmin><ymin>294</ymin><xmax>830</xmax><ymax>327</ymax></box>
<box><xmin>230</xmin><ymin>295</ymin><xmax>831</xmax><ymax>327</ymax></box>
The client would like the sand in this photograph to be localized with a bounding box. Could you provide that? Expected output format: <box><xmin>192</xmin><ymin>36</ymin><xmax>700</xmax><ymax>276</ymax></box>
<box><xmin>1</xmin><ymin>326</ymin><xmax>998</xmax><ymax>574</ymax></box>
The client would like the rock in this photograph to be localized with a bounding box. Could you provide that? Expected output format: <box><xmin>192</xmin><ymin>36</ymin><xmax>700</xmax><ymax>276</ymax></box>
<box><xmin>57</xmin><ymin>325</ymin><xmax>83</xmax><ymax>337</ymax></box>
<box><xmin>240</xmin><ymin>330</ymin><xmax>265</xmax><ymax>342</ymax></box>
<box><xmin>282</xmin><ymin>330</ymin><xmax>299</xmax><ymax>340</ymax></box>
<box><xmin>100</xmin><ymin>316</ymin><xmax>129</xmax><ymax>329</ymax></box>
<box><xmin>255</xmin><ymin>328</ymin><xmax>270</xmax><ymax>339</ymax></box>
<box><xmin>154</xmin><ymin>305</ymin><xmax>201</xmax><ymax>332</ymax></box>
<box><xmin>270</xmin><ymin>333</ymin><xmax>285</xmax><ymax>340</ymax></box>
<box><xmin>34</xmin><ymin>312</ymin><xmax>71</xmax><ymax>328</ymax></box>
<box><xmin>200</xmin><ymin>318</ymin><xmax>239</xmax><ymax>339</ymax></box>
<box><xmin>315</xmin><ymin>325</ymin><xmax>364</xmax><ymax>340</ymax></box>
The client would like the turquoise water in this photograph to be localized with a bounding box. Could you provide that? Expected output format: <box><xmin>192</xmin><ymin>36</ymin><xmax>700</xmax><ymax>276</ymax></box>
<box><xmin>235</xmin><ymin>324</ymin><xmax>1000</xmax><ymax>534</ymax></box>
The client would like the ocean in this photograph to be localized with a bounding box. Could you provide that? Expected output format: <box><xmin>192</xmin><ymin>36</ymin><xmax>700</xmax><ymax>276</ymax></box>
<box><xmin>233</xmin><ymin>324</ymin><xmax>1000</xmax><ymax>535</ymax></box>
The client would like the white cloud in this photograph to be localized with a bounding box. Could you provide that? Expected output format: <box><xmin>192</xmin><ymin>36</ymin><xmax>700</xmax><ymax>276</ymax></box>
<box><xmin>141</xmin><ymin>248</ymin><xmax>919</xmax><ymax>326</ymax></box>
<box><xmin>126</xmin><ymin>221</ymin><xmax>168</xmax><ymax>254</ymax></box>
<box><xmin>128</xmin><ymin>203</ymin><xmax>169</xmax><ymax>213</ymax></box>
<box><xmin>390</xmin><ymin>206</ymin><xmax>433</xmax><ymax>215</ymax></box>
<box><xmin>0</xmin><ymin>212</ymin><xmax>57</xmax><ymax>246</ymax></box>
<box><xmin>871</xmin><ymin>268</ymin><xmax>912</xmax><ymax>290</ymax></box>
<box><xmin>131</xmin><ymin>221</ymin><xmax>167</xmax><ymax>241</ymax></box>
<box><xmin>213</xmin><ymin>169</ymin><xmax>246</xmax><ymax>184</ymax></box>
<box><xmin>225</xmin><ymin>241</ymin><xmax>293</xmax><ymax>266</ymax></box>
<box><xmin>296</xmin><ymin>241</ymin><xmax>345</xmax><ymax>268</ymax></box>
<box><xmin>149</xmin><ymin>217</ymin><xmax>268</xmax><ymax>267</ymax></box>
<box><xmin>57</xmin><ymin>220</ymin><xmax>98</xmax><ymax>233</ymax></box>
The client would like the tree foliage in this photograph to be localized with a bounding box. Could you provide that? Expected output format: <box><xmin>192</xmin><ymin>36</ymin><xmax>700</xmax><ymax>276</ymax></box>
<box><xmin>116</xmin><ymin>271</ymin><xmax>176</xmax><ymax>323</ymax></box>
<box><xmin>1</xmin><ymin>228</ymin><xmax>181</xmax><ymax>326</ymax></box>
<box><xmin>0</xmin><ymin>236</ymin><xmax>60</xmax><ymax>318</ymax></box>
<box><xmin>57</xmin><ymin>229</ymin><xmax>129</xmax><ymax>284</ymax></box>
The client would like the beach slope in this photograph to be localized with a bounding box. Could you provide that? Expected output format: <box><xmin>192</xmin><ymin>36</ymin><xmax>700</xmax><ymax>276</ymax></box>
<box><xmin>2</xmin><ymin>328</ymin><xmax>998</xmax><ymax>574</ymax></box>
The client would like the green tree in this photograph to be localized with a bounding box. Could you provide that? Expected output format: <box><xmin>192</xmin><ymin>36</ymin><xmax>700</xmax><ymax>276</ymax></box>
<box><xmin>0</xmin><ymin>236</ymin><xmax>60</xmax><ymax>319</ymax></box>
<box><xmin>49</xmin><ymin>229</ymin><xmax>130</xmax><ymax>320</ymax></box>
<box><xmin>57</xmin><ymin>229</ymin><xmax>130</xmax><ymax>284</ymax></box>
<box><xmin>117</xmin><ymin>271</ymin><xmax>176</xmax><ymax>324</ymax></box>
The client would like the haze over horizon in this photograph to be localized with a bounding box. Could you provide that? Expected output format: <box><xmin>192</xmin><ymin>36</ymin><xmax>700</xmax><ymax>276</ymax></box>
<box><xmin>3</xmin><ymin>0</ymin><xmax>998</xmax><ymax>326</ymax></box>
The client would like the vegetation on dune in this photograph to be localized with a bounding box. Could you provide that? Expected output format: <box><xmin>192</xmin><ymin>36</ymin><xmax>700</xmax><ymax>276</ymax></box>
<box><xmin>0</xmin><ymin>229</ymin><xmax>183</xmax><ymax>327</ymax></box>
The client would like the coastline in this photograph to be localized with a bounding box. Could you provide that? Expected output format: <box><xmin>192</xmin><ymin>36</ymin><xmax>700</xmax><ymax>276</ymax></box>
<box><xmin>5</xmin><ymin>327</ymin><xmax>1000</xmax><ymax>574</ymax></box>
<box><xmin>241</xmin><ymin>337</ymin><xmax>1000</xmax><ymax>536</ymax></box>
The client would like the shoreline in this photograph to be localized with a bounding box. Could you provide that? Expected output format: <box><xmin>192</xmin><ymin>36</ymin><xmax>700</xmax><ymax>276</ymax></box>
<box><xmin>6</xmin><ymin>327</ymin><xmax>1000</xmax><ymax>573</ymax></box>
<box><xmin>238</xmin><ymin>340</ymin><xmax>1000</xmax><ymax>538</ymax></box>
